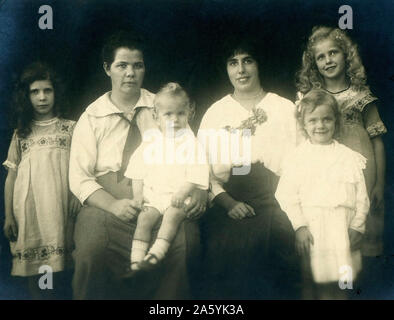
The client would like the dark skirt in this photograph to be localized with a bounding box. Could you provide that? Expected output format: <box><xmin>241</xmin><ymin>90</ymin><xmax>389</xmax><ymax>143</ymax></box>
<box><xmin>199</xmin><ymin>162</ymin><xmax>300</xmax><ymax>299</ymax></box>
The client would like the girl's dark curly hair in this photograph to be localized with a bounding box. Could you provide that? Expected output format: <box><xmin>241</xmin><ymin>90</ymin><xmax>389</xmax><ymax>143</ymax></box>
<box><xmin>296</xmin><ymin>26</ymin><xmax>368</xmax><ymax>94</ymax></box>
<box><xmin>12</xmin><ymin>62</ymin><xmax>65</xmax><ymax>139</ymax></box>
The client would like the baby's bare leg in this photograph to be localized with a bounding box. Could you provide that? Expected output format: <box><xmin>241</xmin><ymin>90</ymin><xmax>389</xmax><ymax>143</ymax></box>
<box><xmin>139</xmin><ymin>207</ymin><xmax>186</xmax><ymax>270</ymax></box>
<box><xmin>131</xmin><ymin>207</ymin><xmax>161</xmax><ymax>269</ymax></box>
<box><xmin>157</xmin><ymin>206</ymin><xmax>187</xmax><ymax>243</ymax></box>
<box><xmin>134</xmin><ymin>207</ymin><xmax>161</xmax><ymax>242</ymax></box>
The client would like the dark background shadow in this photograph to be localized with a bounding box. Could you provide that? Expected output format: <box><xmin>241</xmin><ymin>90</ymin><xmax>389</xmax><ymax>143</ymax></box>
<box><xmin>0</xmin><ymin>0</ymin><xmax>393</xmax><ymax>299</ymax></box>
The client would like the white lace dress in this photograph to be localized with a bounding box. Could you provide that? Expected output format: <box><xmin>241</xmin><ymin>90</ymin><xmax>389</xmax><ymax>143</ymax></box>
<box><xmin>276</xmin><ymin>140</ymin><xmax>370</xmax><ymax>283</ymax></box>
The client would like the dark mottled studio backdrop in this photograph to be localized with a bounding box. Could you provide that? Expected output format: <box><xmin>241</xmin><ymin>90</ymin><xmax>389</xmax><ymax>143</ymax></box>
<box><xmin>0</xmin><ymin>0</ymin><xmax>393</xmax><ymax>299</ymax></box>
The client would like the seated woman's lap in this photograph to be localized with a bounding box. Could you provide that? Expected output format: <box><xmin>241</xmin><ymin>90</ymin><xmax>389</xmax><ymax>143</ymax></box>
<box><xmin>199</xmin><ymin>204</ymin><xmax>275</xmax><ymax>299</ymax></box>
<box><xmin>72</xmin><ymin>205</ymin><xmax>199</xmax><ymax>299</ymax></box>
<box><xmin>199</xmin><ymin>164</ymin><xmax>298</xmax><ymax>299</ymax></box>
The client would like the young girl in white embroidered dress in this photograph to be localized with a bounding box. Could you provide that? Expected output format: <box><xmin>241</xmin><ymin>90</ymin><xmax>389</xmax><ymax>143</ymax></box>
<box><xmin>3</xmin><ymin>62</ymin><xmax>80</xmax><ymax>299</ymax></box>
<box><xmin>276</xmin><ymin>89</ymin><xmax>370</xmax><ymax>299</ymax></box>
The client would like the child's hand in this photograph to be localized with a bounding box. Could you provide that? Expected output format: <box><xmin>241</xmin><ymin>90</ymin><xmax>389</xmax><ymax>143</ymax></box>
<box><xmin>133</xmin><ymin>199</ymin><xmax>143</xmax><ymax>213</ymax></box>
<box><xmin>184</xmin><ymin>189</ymin><xmax>208</xmax><ymax>220</ymax></box>
<box><xmin>69</xmin><ymin>195</ymin><xmax>82</xmax><ymax>219</ymax></box>
<box><xmin>131</xmin><ymin>198</ymin><xmax>143</xmax><ymax>211</ymax></box>
<box><xmin>295</xmin><ymin>226</ymin><xmax>314</xmax><ymax>256</ymax></box>
<box><xmin>370</xmin><ymin>183</ymin><xmax>384</xmax><ymax>210</ymax></box>
<box><xmin>348</xmin><ymin>228</ymin><xmax>363</xmax><ymax>251</ymax></box>
<box><xmin>111</xmin><ymin>199</ymin><xmax>139</xmax><ymax>222</ymax></box>
<box><xmin>227</xmin><ymin>201</ymin><xmax>255</xmax><ymax>220</ymax></box>
<box><xmin>3</xmin><ymin>215</ymin><xmax>18</xmax><ymax>242</ymax></box>
<box><xmin>172</xmin><ymin>193</ymin><xmax>187</xmax><ymax>208</ymax></box>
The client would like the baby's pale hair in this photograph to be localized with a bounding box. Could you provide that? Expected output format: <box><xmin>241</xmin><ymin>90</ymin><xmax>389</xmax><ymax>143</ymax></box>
<box><xmin>297</xmin><ymin>89</ymin><xmax>341</xmax><ymax>138</ymax></box>
<box><xmin>154</xmin><ymin>82</ymin><xmax>194</xmax><ymax>120</ymax></box>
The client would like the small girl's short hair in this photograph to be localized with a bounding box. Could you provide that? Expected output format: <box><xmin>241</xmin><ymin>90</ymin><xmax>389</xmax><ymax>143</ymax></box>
<box><xmin>297</xmin><ymin>89</ymin><xmax>341</xmax><ymax>137</ymax></box>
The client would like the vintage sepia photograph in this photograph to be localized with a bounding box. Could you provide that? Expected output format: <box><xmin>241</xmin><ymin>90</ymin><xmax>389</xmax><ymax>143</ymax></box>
<box><xmin>0</xmin><ymin>0</ymin><xmax>393</xmax><ymax>304</ymax></box>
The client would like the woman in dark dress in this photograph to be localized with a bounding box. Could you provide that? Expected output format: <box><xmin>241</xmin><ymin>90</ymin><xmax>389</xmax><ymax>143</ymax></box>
<box><xmin>198</xmin><ymin>37</ymin><xmax>301</xmax><ymax>299</ymax></box>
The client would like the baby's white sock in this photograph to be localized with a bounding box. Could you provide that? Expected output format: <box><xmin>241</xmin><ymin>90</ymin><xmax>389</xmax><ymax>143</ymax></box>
<box><xmin>131</xmin><ymin>240</ymin><xmax>149</xmax><ymax>270</ymax></box>
<box><xmin>147</xmin><ymin>238</ymin><xmax>171</xmax><ymax>262</ymax></box>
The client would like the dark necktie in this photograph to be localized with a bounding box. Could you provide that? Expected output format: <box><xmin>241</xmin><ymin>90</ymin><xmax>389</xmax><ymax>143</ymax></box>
<box><xmin>117</xmin><ymin>108</ymin><xmax>143</xmax><ymax>182</ymax></box>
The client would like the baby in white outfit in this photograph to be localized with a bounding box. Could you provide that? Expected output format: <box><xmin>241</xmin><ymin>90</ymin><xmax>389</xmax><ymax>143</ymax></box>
<box><xmin>125</xmin><ymin>82</ymin><xmax>209</xmax><ymax>272</ymax></box>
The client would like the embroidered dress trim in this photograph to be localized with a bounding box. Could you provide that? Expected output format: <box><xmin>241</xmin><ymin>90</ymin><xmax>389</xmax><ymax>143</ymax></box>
<box><xmin>20</xmin><ymin>135</ymin><xmax>72</xmax><ymax>155</ymax></box>
<box><xmin>14</xmin><ymin>245</ymin><xmax>66</xmax><ymax>262</ymax></box>
<box><xmin>367</xmin><ymin>121</ymin><xmax>387</xmax><ymax>138</ymax></box>
<box><xmin>2</xmin><ymin>159</ymin><xmax>17</xmax><ymax>171</ymax></box>
<box><xmin>335</xmin><ymin>91</ymin><xmax>378</xmax><ymax>113</ymax></box>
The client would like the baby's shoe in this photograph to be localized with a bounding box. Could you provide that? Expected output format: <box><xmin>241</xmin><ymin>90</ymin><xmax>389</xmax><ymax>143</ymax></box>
<box><xmin>138</xmin><ymin>253</ymin><xmax>161</xmax><ymax>271</ymax></box>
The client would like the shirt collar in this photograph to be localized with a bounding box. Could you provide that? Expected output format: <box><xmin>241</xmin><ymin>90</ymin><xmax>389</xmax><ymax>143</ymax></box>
<box><xmin>86</xmin><ymin>89</ymin><xmax>155</xmax><ymax>118</ymax></box>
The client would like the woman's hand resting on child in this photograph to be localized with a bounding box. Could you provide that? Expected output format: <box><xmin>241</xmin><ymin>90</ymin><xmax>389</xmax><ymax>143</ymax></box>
<box><xmin>172</xmin><ymin>191</ymin><xmax>188</xmax><ymax>209</ymax></box>
<box><xmin>184</xmin><ymin>189</ymin><xmax>208</xmax><ymax>220</ymax></box>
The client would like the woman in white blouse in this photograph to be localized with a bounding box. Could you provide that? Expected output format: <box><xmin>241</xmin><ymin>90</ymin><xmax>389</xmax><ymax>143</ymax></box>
<box><xmin>198</xmin><ymin>37</ymin><xmax>300</xmax><ymax>299</ymax></box>
<box><xmin>69</xmin><ymin>31</ymin><xmax>206</xmax><ymax>299</ymax></box>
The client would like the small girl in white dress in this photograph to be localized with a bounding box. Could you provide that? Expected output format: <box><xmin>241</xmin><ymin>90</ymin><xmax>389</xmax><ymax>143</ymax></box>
<box><xmin>275</xmin><ymin>89</ymin><xmax>369</xmax><ymax>299</ymax></box>
<box><xmin>124</xmin><ymin>83</ymin><xmax>209</xmax><ymax>273</ymax></box>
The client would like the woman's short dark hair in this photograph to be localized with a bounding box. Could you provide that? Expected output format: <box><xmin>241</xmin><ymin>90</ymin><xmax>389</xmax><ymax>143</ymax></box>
<box><xmin>222</xmin><ymin>35</ymin><xmax>261</xmax><ymax>67</ymax></box>
<box><xmin>220</xmin><ymin>35</ymin><xmax>267</xmax><ymax>88</ymax></box>
<box><xmin>101</xmin><ymin>30</ymin><xmax>145</xmax><ymax>66</ymax></box>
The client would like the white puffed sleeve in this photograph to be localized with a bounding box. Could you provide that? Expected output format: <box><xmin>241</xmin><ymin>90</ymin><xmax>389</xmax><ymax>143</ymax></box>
<box><xmin>198</xmin><ymin>106</ymin><xmax>231</xmax><ymax>201</ymax></box>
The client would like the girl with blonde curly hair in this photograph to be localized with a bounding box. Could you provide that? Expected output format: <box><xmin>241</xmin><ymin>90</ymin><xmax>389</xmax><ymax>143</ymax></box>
<box><xmin>295</xmin><ymin>26</ymin><xmax>387</xmax><ymax>295</ymax></box>
<box><xmin>296</xmin><ymin>26</ymin><xmax>367</xmax><ymax>94</ymax></box>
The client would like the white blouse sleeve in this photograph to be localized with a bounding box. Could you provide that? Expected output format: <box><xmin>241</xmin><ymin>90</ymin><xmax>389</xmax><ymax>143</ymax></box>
<box><xmin>198</xmin><ymin>106</ymin><xmax>231</xmax><ymax>201</ymax></box>
<box><xmin>185</xmin><ymin>138</ymin><xmax>210</xmax><ymax>190</ymax></box>
<box><xmin>69</xmin><ymin>113</ymin><xmax>103</xmax><ymax>204</ymax></box>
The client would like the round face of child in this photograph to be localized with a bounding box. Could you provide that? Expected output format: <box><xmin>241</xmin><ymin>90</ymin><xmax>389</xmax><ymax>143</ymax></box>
<box><xmin>155</xmin><ymin>94</ymin><xmax>189</xmax><ymax>134</ymax></box>
<box><xmin>29</xmin><ymin>80</ymin><xmax>55</xmax><ymax>121</ymax></box>
<box><xmin>303</xmin><ymin>104</ymin><xmax>336</xmax><ymax>145</ymax></box>
<box><xmin>104</xmin><ymin>47</ymin><xmax>145</xmax><ymax>96</ymax></box>
<box><xmin>226</xmin><ymin>52</ymin><xmax>260</xmax><ymax>94</ymax></box>
<box><xmin>313</xmin><ymin>38</ymin><xmax>346</xmax><ymax>82</ymax></box>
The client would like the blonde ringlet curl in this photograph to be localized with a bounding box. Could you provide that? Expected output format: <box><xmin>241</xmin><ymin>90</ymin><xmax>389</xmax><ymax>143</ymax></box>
<box><xmin>296</xmin><ymin>26</ymin><xmax>368</xmax><ymax>94</ymax></box>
